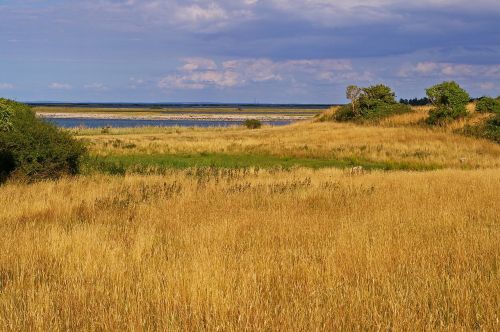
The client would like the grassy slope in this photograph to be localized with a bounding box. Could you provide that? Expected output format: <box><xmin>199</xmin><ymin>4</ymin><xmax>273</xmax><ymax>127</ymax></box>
<box><xmin>76</xmin><ymin>108</ymin><xmax>500</xmax><ymax>172</ymax></box>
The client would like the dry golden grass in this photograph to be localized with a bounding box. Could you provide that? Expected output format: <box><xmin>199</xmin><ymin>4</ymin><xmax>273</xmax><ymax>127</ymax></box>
<box><xmin>0</xmin><ymin>168</ymin><xmax>499</xmax><ymax>330</ymax></box>
<box><xmin>78</xmin><ymin>120</ymin><xmax>500</xmax><ymax>169</ymax></box>
<box><xmin>2</xmin><ymin>104</ymin><xmax>499</xmax><ymax>330</ymax></box>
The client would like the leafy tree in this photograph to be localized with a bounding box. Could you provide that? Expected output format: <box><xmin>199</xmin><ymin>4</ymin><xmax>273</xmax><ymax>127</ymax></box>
<box><xmin>335</xmin><ymin>84</ymin><xmax>410</xmax><ymax>122</ymax></box>
<box><xmin>359</xmin><ymin>84</ymin><xmax>396</xmax><ymax>106</ymax></box>
<box><xmin>0</xmin><ymin>100</ymin><xmax>13</xmax><ymax>132</ymax></box>
<box><xmin>426</xmin><ymin>81</ymin><xmax>470</xmax><ymax>125</ymax></box>
<box><xmin>0</xmin><ymin>99</ymin><xmax>86</xmax><ymax>182</ymax></box>
<box><xmin>475</xmin><ymin>96</ymin><xmax>500</xmax><ymax>114</ymax></box>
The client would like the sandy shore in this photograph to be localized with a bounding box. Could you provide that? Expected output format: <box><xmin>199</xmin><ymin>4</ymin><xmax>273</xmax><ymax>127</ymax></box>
<box><xmin>37</xmin><ymin>112</ymin><xmax>313</xmax><ymax>121</ymax></box>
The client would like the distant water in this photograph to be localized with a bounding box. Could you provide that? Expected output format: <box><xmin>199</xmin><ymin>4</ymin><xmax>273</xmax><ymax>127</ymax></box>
<box><xmin>45</xmin><ymin>117</ymin><xmax>295</xmax><ymax>129</ymax></box>
<box><xmin>29</xmin><ymin>102</ymin><xmax>332</xmax><ymax>109</ymax></box>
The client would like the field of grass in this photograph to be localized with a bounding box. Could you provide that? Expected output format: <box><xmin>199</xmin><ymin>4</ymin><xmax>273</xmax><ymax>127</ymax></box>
<box><xmin>1</xmin><ymin>169</ymin><xmax>499</xmax><ymax>330</ymax></box>
<box><xmin>1</xmin><ymin>105</ymin><xmax>499</xmax><ymax>330</ymax></box>
<box><xmin>77</xmin><ymin>118</ymin><xmax>500</xmax><ymax>171</ymax></box>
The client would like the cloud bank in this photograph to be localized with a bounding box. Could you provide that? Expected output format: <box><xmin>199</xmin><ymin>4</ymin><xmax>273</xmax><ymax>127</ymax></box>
<box><xmin>0</xmin><ymin>0</ymin><xmax>499</xmax><ymax>102</ymax></box>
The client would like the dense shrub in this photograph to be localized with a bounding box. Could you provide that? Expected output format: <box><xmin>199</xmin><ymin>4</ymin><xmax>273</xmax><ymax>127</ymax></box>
<box><xmin>426</xmin><ymin>81</ymin><xmax>470</xmax><ymax>125</ymax></box>
<box><xmin>335</xmin><ymin>84</ymin><xmax>411</xmax><ymax>122</ymax></box>
<box><xmin>244</xmin><ymin>119</ymin><xmax>262</xmax><ymax>129</ymax></box>
<box><xmin>462</xmin><ymin>113</ymin><xmax>500</xmax><ymax>143</ymax></box>
<box><xmin>0</xmin><ymin>99</ymin><xmax>86</xmax><ymax>182</ymax></box>
<box><xmin>475</xmin><ymin>97</ymin><xmax>500</xmax><ymax>114</ymax></box>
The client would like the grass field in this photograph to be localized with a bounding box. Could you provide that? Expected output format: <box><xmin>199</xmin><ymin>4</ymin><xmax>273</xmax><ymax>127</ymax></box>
<box><xmin>1</xmin><ymin>105</ymin><xmax>499</xmax><ymax>330</ymax></box>
<box><xmin>77</xmin><ymin>113</ymin><xmax>500</xmax><ymax>172</ymax></box>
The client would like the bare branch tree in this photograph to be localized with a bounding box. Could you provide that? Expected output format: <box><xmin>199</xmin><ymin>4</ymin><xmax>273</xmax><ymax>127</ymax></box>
<box><xmin>346</xmin><ymin>85</ymin><xmax>362</xmax><ymax>115</ymax></box>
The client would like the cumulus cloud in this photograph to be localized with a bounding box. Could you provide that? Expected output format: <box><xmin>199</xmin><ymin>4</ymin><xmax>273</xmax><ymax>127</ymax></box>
<box><xmin>175</xmin><ymin>3</ymin><xmax>228</xmax><ymax>23</ymax></box>
<box><xmin>399</xmin><ymin>62</ymin><xmax>500</xmax><ymax>78</ymax></box>
<box><xmin>158</xmin><ymin>57</ymin><xmax>368</xmax><ymax>90</ymax></box>
<box><xmin>160</xmin><ymin>70</ymin><xmax>240</xmax><ymax>89</ymax></box>
<box><xmin>2</xmin><ymin>1</ymin><xmax>499</xmax><ymax>101</ymax></box>
<box><xmin>83</xmin><ymin>0</ymin><xmax>500</xmax><ymax>31</ymax></box>
<box><xmin>479</xmin><ymin>82</ymin><xmax>495</xmax><ymax>90</ymax></box>
<box><xmin>0</xmin><ymin>83</ymin><xmax>14</xmax><ymax>89</ymax></box>
<box><xmin>48</xmin><ymin>82</ymin><xmax>72</xmax><ymax>90</ymax></box>
<box><xmin>182</xmin><ymin>58</ymin><xmax>218</xmax><ymax>71</ymax></box>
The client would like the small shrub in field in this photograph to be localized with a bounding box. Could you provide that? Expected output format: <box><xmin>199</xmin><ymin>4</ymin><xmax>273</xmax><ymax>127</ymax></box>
<box><xmin>333</xmin><ymin>104</ymin><xmax>357</xmax><ymax>122</ymax></box>
<box><xmin>101</xmin><ymin>126</ymin><xmax>111</xmax><ymax>134</ymax></box>
<box><xmin>475</xmin><ymin>97</ymin><xmax>500</xmax><ymax>114</ymax></box>
<box><xmin>334</xmin><ymin>84</ymin><xmax>411</xmax><ymax>122</ymax></box>
<box><xmin>484</xmin><ymin>114</ymin><xmax>500</xmax><ymax>143</ymax></box>
<box><xmin>244</xmin><ymin>119</ymin><xmax>262</xmax><ymax>129</ymax></box>
<box><xmin>462</xmin><ymin>113</ymin><xmax>500</xmax><ymax>143</ymax></box>
<box><xmin>0</xmin><ymin>99</ymin><xmax>86</xmax><ymax>182</ymax></box>
<box><xmin>426</xmin><ymin>81</ymin><xmax>470</xmax><ymax>125</ymax></box>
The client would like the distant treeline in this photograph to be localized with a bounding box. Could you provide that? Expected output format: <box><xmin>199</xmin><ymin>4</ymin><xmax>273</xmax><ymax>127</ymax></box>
<box><xmin>26</xmin><ymin>102</ymin><xmax>334</xmax><ymax>110</ymax></box>
<box><xmin>399</xmin><ymin>97</ymin><xmax>430</xmax><ymax>106</ymax></box>
<box><xmin>399</xmin><ymin>96</ymin><xmax>500</xmax><ymax>106</ymax></box>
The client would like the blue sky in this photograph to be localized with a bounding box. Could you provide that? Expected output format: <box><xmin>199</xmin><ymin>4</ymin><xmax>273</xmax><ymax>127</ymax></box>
<box><xmin>1</xmin><ymin>0</ymin><xmax>499</xmax><ymax>103</ymax></box>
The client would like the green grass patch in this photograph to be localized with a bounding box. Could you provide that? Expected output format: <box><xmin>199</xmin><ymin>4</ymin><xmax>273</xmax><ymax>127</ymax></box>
<box><xmin>82</xmin><ymin>152</ymin><xmax>441</xmax><ymax>175</ymax></box>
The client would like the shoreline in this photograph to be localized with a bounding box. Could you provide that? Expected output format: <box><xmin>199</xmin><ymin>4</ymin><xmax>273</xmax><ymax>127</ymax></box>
<box><xmin>37</xmin><ymin>112</ymin><xmax>313</xmax><ymax>122</ymax></box>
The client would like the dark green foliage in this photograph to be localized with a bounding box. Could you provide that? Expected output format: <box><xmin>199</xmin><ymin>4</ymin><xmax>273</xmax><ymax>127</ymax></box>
<box><xmin>0</xmin><ymin>99</ymin><xmax>86</xmax><ymax>182</ymax></box>
<box><xmin>0</xmin><ymin>103</ymin><xmax>13</xmax><ymax>132</ymax></box>
<box><xmin>399</xmin><ymin>97</ymin><xmax>430</xmax><ymax>106</ymax></box>
<box><xmin>359</xmin><ymin>84</ymin><xmax>396</xmax><ymax>105</ymax></box>
<box><xmin>335</xmin><ymin>84</ymin><xmax>411</xmax><ymax>122</ymax></box>
<box><xmin>244</xmin><ymin>119</ymin><xmax>262</xmax><ymax>129</ymax></box>
<box><xmin>475</xmin><ymin>97</ymin><xmax>500</xmax><ymax>114</ymax></box>
<box><xmin>425</xmin><ymin>81</ymin><xmax>470</xmax><ymax>125</ymax></box>
<box><xmin>462</xmin><ymin>113</ymin><xmax>500</xmax><ymax>143</ymax></box>
<box><xmin>483</xmin><ymin>114</ymin><xmax>500</xmax><ymax>143</ymax></box>
<box><xmin>333</xmin><ymin>104</ymin><xmax>358</xmax><ymax>122</ymax></box>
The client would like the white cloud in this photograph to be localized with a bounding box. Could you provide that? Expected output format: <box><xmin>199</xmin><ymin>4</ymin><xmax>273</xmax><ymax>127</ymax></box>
<box><xmin>479</xmin><ymin>82</ymin><xmax>495</xmax><ymax>90</ymax></box>
<box><xmin>0</xmin><ymin>83</ymin><xmax>14</xmax><ymax>89</ymax></box>
<box><xmin>160</xmin><ymin>70</ymin><xmax>240</xmax><ymax>89</ymax></box>
<box><xmin>175</xmin><ymin>3</ymin><xmax>228</xmax><ymax>23</ymax></box>
<box><xmin>158</xmin><ymin>57</ymin><xmax>367</xmax><ymax>90</ymax></box>
<box><xmin>182</xmin><ymin>58</ymin><xmax>218</xmax><ymax>71</ymax></box>
<box><xmin>399</xmin><ymin>62</ymin><xmax>500</xmax><ymax>78</ymax></box>
<box><xmin>48</xmin><ymin>82</ymin><xmax>71</xmax><ymax>90</ymax></box>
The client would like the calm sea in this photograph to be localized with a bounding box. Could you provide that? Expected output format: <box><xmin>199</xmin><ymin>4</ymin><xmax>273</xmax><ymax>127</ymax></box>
<box><xmin>45</xmin><ymin>117</ymin><xmax>295</xmax><ymax>128</ymax></box>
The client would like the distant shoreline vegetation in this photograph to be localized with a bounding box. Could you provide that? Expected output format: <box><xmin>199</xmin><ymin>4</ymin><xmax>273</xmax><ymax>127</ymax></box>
<box><xmin>26</xmin><ymin>102</ymin><xmax>335</xmax><ymax>109</ymax></box>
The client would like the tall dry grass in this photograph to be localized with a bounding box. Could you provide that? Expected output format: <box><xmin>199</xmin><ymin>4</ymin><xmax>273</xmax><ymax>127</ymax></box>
<box><xmin>1</xmin><ymin>168</ymin><xmax>499</xmax><ymax>330</ymax></box>
<box><xmin>77</xmin><ymin>120</ymin><xmax>500</xmax><ymax>169</ymax></box>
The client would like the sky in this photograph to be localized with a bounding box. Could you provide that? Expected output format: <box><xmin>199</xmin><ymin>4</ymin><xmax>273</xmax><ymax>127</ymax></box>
<box><xmin>0</xmin><ymin>0</ymin><xmax>499</xmax><ymax>103</ymax></box>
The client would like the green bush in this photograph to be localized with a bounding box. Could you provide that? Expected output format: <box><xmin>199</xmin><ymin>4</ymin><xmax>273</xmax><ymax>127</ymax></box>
<box><xmin>426</xmin><ymin>81</ymin><xmax>470</xmax><ymax>125</ymax></box>
<box><xmin>333</xmin><ymin>104</ymin><xmax>357</xmax><ymax>122</ymax></box>
<box><xmin>462</xmin><ymin>113</ymin><xmax>500</xmax><ymax>143</ymax></box>
<box><xmin>0</xmin><ymin>99</ymin><xmax>86</xmax><ymax>182</ymax></box>
<box><xmin>475</xmin><ymin>97</ymin><xmax>500</xmax><ymax>114</ymax></box>
<box><xmin>335</xmin><ymin>84</ymin><xmax>411</xmax><ymax>122</ymax></box>
<box><xmin>244</xmin><ymin>119</ymin><xmax>262</xmax><ymax>129</ymax></box>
